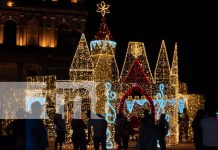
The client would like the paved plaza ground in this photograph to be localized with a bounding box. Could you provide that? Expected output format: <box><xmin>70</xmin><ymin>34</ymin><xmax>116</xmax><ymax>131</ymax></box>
<box><xmin>47</xmin><ymin>140</ymin><xmax>195</xmax><ymax>150</ymax></box>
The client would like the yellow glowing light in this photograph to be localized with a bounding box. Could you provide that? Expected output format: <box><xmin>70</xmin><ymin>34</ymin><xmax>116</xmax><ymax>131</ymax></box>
<box><xmin>91</xmin><ymin>35</ymin><xmax>119</xmax><ymax>83</ymax></box>
<box><xmin>22</xmin><ymin>39</ymin><xmax>205</xmax><ymax>148</ymax></box>
<box><xmin>71</xmin><ymin>0</ymin><xmax>78</xmax><ymax>3</ymax></box>
<box><xmin>97</xmin><ymin>1</ymin><xmax>110</xmax><ymax>17</ymax></box>
<box><xmin>154</xmin><ymin>40</ymin><xmax>171</xmax><ymax>96</ymax></box>
<box><xmin>130</xmin><ymin>42</ymin><xmax>143</xmax><ymax>58</ymax></box>
<box><xmin>7</xmin><ymin>1</ymin><xmax>14</xmax><ymax>7</ymax></box>
<box><xmin>70</xmin><ymin>33</ymin><xmax>94</xmax><ymax>81</ymax></box>
<box><xmin>119</xmin><ymin>42</ymin><xmax>154</xmax><ymax>94</ymax></box>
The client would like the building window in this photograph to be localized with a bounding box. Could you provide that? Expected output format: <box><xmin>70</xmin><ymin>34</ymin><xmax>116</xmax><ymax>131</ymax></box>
<box><xmin>27</xmin><ymin>20</ymin><xmax>39</xmax><ymax>46</ymax></box>
<box><xmin>57</xmin><ymin>23</ymin><xmax>71</xmax><ymax>49</ymax></box>
<box><xmin>57</xmin><ymin>23</ymin><xmax>81</xmax><ymax>50</ymax></box>
<box><xmin>3</xmin><ymin>20</ymin><xmax>16</xmax><ymax>46</ymax></box>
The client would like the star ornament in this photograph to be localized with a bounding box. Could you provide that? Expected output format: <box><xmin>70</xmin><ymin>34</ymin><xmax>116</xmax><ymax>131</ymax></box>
<box><xmin>97</xmin><ymin>1</ymin><xmax>110</xmax><ymax>17</ymax></box>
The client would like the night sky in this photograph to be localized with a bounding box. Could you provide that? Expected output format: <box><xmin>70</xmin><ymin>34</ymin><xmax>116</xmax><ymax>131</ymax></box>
<box><xmin>85</xmin><ymin>0</ymin><xmax>218</xmax><ymax>103</ymax></box>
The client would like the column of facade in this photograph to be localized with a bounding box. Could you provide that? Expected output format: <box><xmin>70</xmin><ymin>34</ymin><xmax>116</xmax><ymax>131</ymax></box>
<box><xmin>0</xmin><ymin>24</ymin><xmax>4</xmax><ymax>44</ymax></box>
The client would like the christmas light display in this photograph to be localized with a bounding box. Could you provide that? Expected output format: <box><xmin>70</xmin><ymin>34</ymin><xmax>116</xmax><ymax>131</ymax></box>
<box><xmin>96</xmin><ymin>1</ymin><xmax>110</xmax><ymax>17</ymax></box>
<box><xmin>154</xmin><ymin>40</ymin><xmax>171</xmax><ymax>96</ymax></box>
<box><xmin>20</xmin><ymin>40</ymin><xmax>204</xmax><ymax>148</ymax></box>
<box><xmin>105</xmin><ymin>82</ymin><xmax>117</xmax><ymax>149</ymax></box>
<box><xmin>169</xmin><ymin>43</ymin><xmax>179</xmax><ymax>144</ymax></box>
<box><xmin>0</xmin><ymin>1</ymin><xmax>205</xmax><ymax>148</ymax></box>
<box><xmin>187</xmin><ymin>94</ymin><xmax>204</xmax><ymax>142</ymax></box>
<box><xmin>120</xmin><ymin>42</ymin><xmax>153</xmax><ymax>94</ymax></box>
<box><xmin>90</xmin><ymin>13</ymin><xmax>119</xmax><ymax>83</ymax></box>
<box><xmin>69</xmin><ymin>33</ymin><xmax>93</xmax><ymax>81</ymax></box>
<box><xmin>90</xmin><ymin>1</ymin><xmax>119</xmax><ymax>116</ymax></box>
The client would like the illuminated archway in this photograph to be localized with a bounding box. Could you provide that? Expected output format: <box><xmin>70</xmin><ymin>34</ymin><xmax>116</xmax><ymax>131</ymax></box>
<box><xmin>118</xmin><ymin>85</ymin><xmax>155</xmax><ymax>117</ymax></box>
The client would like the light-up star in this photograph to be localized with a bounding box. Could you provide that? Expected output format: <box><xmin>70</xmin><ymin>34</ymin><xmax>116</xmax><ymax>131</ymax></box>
<box><xmin>97</xmin><ymin>1</ymin><xmax>110</xmax><ymax>17</ymax></box>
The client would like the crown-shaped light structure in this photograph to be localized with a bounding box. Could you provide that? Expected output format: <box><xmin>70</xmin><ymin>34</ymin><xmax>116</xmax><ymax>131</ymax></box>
<box><xmin>90</xmin><ymin>1</ymin><xmax>119</xmax><ymax>82</ymax></box>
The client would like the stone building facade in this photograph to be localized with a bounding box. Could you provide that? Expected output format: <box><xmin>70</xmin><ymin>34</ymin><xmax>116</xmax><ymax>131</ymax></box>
<box><xmin>0</xmin><ymin>0</ymin><xmax>88</xmax><ymax>81</ymax></box>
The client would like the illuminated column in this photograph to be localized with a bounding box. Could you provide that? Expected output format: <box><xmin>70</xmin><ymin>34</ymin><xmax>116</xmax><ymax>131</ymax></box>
<box><xmin>0</xmin><ymin>24</ymin><xmax>3</xmax><ymax>44</ymax></box>
<box><xmin>50</xmin><ymin>17</ymin><xmax>56</xmax><ymax>48</ymax></box>
<box><xmin>40</xmin><ymin>16</ymin><xmax>47</xmax><ymax>47</ymax></box>
<box><xmin>154</xmin><ymin>40</ymin><xmax>171</xmax><ymax>97</ymax></box>
<box><xmin>169</xmin><ymin>43</ymin><xmax>179</xmax><ymax>145</ymax></box>
<box><xmin>18</xmin><ymin>25</ymin><xmax>24</xmax><ymax>46</ymax></box>
<box><xmin>46</xmin><ymin>27</ymin><xmax>51</xmax><ymax>47</ymax></box>
<box><xmin>120</xmin><ymin>42</ymin><xmax>153</xmax><ymax>94</ymax></box>
<box><xmin>16</xmin><ymin>25</ymin><xmax>20</xmax><ymax>46</ymax></box>
<box><xmin>54</xmin><ymin>27</ymin><xmax>58</xmax><ymax>48</ymax></box>
<box><xmin>23</xmin><ymin>26</ymin><xmax>27</xmax><ymax>46</ymax></box>
<box><xmin>69</xmin><ymin>33</ymin><xmax>94</xmax><ymax>81</ymax></box>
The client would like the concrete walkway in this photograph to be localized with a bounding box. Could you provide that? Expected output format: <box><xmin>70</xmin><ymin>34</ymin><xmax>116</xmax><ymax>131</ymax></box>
<box><xmin>47</xmin><ymin>140</ymin><xmax>195</xmax><ymax>150</ymax></box>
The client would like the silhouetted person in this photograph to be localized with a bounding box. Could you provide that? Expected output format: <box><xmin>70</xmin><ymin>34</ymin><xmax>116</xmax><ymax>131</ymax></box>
<box><xmin>130</xmin><ymin>114</ymin><xmax>140</xmax><ymax>140</ymax></box>
<box><xmin>137</xmin><ymin>114</ymin><xmax>158</xmax><ymax>150</ymax></box>
<box><xmin>71</xmin><ymin>118</ymin><xmax>87</xmax><ymax>150</ymax></box>
<box><xmin>178</xmin><ymin>112</ymin><xmax>182</xmax><ymax>143</ymax></box>
<box><xmin>26</xmin><ymin>101</ymin><xmax>48</xmax><ymax>150</ymax></box>
<box><xmin>121</xmin><ymin>116</ymin><xmax>134</xmax><ymax>150</ymax></box>
<box><xmin>201</xmin><ymin>109</ymin><xmax>218</xmax><ymax>150</ymax></box>
<box><xmin>157</xmin><ymin>114</ymin><xmax>169</xmax><ymax>150</ymax></box>
<box><xmin>6</xmin><ymin>108</ymin><xmax>26</xmax><ymax>150</ymax></box>
<box><xmin>115</xmin><ymin>113</ymin><xmax>124</xmax><ymax>150</ymax></box>
<box><xmin>182</xmin><ymin>108</ymin><xmax>189</xmax><ymax>143</ymax></box>
<box><xmin>54</xmin><ymin>105</ymin><xmax>66</xmax><ymax>150</ymax></box>
<box><xmin>88</xmin><ymin>114</ymin><xmax>107</xmax><ymax>150</ymax></box>
<box><xmin>192</xmin><ymin>109</ymin><xmax>205</xmax><ymax>150</ymax></box>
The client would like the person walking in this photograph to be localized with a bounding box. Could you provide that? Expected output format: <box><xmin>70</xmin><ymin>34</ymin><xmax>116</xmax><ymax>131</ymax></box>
<box><xmin>71</xmin><ymin>118</ymin><xmax>87</xmax><ymax>150</ymax></box>
<box><xmin>136</xmin><ymin>114</ymin><xmax>158</xmax><ymax>150</ymax></box>
<box><xmin>26</xmin><ymin>101</ymin><xmax>48</xmax><ymax>150</ymax></box>
<box><xmin>121</xmin><ymin>116</ymin><xmax>134</xmax><ymax>150</ymax></box>
<box><xmin>115</xmin><ymin>113</ymin><xmax>124</xmax><ymax>150</ymax></box>
<box><xmin>201</xmin><ymin>109</ymin><xmax>218</xmax><ymax>150</ymax></box>
<box><xmin>157</xmin><ymin>114</ymin><xmax>169</xmax><ymax>150</ymax></box>
<box><xmin>54</xmin><ymin>105</ymin><xmax>66</xmax><ymax>150</ymax></box>
<box><xmin>192</xmin><ymin>109</ymin><xmax>205</xmax><ymax>150</ymax></box>
<box><xmin>88</xmin><ymin>114</ymin><xmax>107</xmax><ymax>150</ymax></box>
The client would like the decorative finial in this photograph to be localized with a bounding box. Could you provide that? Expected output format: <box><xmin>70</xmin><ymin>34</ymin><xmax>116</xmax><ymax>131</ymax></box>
<box><xmin>97</xmin><ymin>1</ymin><xmax>110</xmax><ymax>17</ymax></box>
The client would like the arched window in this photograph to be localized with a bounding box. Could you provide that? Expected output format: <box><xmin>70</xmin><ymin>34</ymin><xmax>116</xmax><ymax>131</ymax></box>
<box><xmin>3</xmin><ymin>20</ymin><xmax>16</xmax><ymax>46</ymax></box>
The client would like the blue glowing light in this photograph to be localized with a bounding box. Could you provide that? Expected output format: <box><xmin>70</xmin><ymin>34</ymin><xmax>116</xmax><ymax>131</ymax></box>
<box><xmin>125</xmin><ymin>99</ymin><xmax>149</xmax><ymax>113</ymax></box>
<box><xmin>105</xmin><ymin>82</ymin><xmax>117</xmax><ymax>149</ymax></box>
<box><xmin>178</xmin><ymin>98</ymin><xmax>187</xmax><ymax>114</ymax></box>
<box><xmin>105</xmin><ymin>82</ymin><xmax>117</xmax><ymax>124</ymax></box>
<box><xmin>156</xmin><ymin>84</ymin><xmax>165</xmax><ymax>100</ymax></box>
<box><xmin>90</xmin><ymin>40</ymin><xmax>117</xmax><ymax>51</ymax></box>
<box><xmin>136</xmin><ymin>99</ymin><xmax>147</xmax><ymax>105</ymax></box>
<box><xmin>106</xmin><ymin>128</ymin><xmax>113</xmax><ymax>149</ymax></box>
<box><xmin>125</xmin><ymin>100</ymin><xmax>135</xmax><ymax>113</ymax></box>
